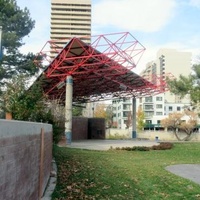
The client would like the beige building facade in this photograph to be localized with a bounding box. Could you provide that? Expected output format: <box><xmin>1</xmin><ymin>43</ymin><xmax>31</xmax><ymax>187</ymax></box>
<box><xmin>156</xmin><ymin>49</ymin><xmax>191</xmax><ymax>103</ymax></box>
<box><xmin>138</xmin><ymin>49</ymin><xmax>192</xmax><ymax>127</ymax></box>
<box><xmin>51</xmin><ymin>0</ymin><xmax>91</xmax><ymax>57</ymax></box>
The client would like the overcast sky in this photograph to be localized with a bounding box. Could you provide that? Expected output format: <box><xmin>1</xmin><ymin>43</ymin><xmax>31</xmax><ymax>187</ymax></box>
<box><xmin>17</xmin><ymin>0</ymin><xmax>200</xmax><ymax>73</ymax></box>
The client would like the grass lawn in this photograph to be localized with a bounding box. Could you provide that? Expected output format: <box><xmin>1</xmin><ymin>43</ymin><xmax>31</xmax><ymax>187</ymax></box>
<box><xmin>52</xmin><ymin>142</ymin><xmax>200</xmax><ymax>200</ymax></box>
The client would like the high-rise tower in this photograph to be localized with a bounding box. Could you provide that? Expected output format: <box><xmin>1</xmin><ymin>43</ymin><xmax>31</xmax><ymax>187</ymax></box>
<box><xmin>51</xmin><ymin>0</ymin><xmax>91</xmax><ymax>57</ymax></box>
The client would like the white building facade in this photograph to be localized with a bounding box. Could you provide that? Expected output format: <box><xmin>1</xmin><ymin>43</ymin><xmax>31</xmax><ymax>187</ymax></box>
<box><xmin>139</xmin><ymin>49</ymin><xmax>192</xmax><ymax>129</ymax></box>
<box><xmin>112</xmin><ymin>98</ymin><xmax>132</xmax><ymax>129</ymax></box>
<box><xmin>111</xmin><ymin>49</ymin><xmax>192</xmax><ymax>130</ymax></box>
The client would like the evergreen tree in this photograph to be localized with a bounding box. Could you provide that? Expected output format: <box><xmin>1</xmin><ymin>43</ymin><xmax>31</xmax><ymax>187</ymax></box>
<box><xmin>0</xmin><ymin>0</ymin><xmax>38</xmax><ymax>87</ymax></box>
<box><xmin>72</xmin><ymin>106</ymin><xmax>83</xmax><ymax>116</ymax></box>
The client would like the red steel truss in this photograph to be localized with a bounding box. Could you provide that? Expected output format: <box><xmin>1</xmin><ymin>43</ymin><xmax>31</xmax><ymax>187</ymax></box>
<box><xmin>34</xmin><ymin>32</ymin><xmax>168</xmax><ymax>103</ymax></box>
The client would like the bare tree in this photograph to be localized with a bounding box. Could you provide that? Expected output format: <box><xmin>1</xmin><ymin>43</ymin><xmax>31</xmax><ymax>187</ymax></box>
<box><xmin>161</xmin><ymin>110</ymin><xmax>198</xmax><ymax>141</ymax></box>
<box><xmin>125</xmin><ymin>111</ymin><xmax>132</xmax><ymax>129</ymax></box>
<box><xmin>179</xmin><ymin>110</ymin><xmax>198</xmax><ymax>139</ymax></box>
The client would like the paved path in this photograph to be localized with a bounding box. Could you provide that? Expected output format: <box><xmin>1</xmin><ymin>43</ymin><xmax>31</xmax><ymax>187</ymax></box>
<box><xmin>66</xmin><ymin>139</ymin><xmax>159</xmax><ymax>150</ymax></box>
<box><xmin>166</xmin><ymin>164</ymin><xmax>200</xmax><ymax>185</ymax></box>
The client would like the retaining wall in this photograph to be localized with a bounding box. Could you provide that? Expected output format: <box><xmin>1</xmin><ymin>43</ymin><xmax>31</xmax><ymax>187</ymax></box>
<box><xmin>138</xmin><ymin>130</ymin><xmax>200</xmax><ymax>141</ymax></box>
<box><xmin>0</xmin><ymin>120</ymin><xmax>53</xmax><ymax>200</ymax></box>
<box><xmin>106</xmin><ymin>128</ymin><xmax>200</xmax><ymax>141</ymax></box>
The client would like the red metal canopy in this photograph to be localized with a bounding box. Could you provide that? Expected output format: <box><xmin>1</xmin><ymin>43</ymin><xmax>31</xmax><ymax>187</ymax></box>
<box><xmin>34</xmin><ymin>32</ymin><xmax>167</xmax><ymax>103</ymax></box>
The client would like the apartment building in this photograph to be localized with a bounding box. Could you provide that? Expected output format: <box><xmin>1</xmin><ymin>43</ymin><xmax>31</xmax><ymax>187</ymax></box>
<box><xmin>51</xmin><ymin>0</ymin><xmax>91</xmax><ymax>57</ymax></box>
<box><xmin>139</xmin><ymin>49</ymin><xmax>192</xmax><ymax>128</ymax></box>
<box><xmin>111</xmin><ymin>49</ymin><xmax>192</xmax><ymax>129</ymax></box>
<box><xmin>112</xmin><ymin>98</ymin><xmax>132</xmax><ymax>129</ymax></box>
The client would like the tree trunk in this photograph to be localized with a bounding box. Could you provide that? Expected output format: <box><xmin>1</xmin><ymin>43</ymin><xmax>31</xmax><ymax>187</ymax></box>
<box><xmin>174</xmin><ymin>130</ymin><xmax>193</xmax><ymax>141</ymax></box>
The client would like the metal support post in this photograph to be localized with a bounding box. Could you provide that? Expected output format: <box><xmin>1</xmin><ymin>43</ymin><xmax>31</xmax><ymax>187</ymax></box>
<box><xmin>65</xmin><ymin>76</ymin><xmax>73</xmax><ymax>144</ymax></box>
<box><xmin>132</xmin><ymin>97</ymin><xmax>137</xmax><ymax>139</ymax></box>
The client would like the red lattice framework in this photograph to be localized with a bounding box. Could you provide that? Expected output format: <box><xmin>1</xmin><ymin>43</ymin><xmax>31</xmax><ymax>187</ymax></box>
<box><xmin>34</xmin><ymin>32</ymin><xmax>169</xmax><ymax>103</ymax></box>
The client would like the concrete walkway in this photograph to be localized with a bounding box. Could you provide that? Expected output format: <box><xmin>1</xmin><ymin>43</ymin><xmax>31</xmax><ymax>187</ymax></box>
<box><xmin>166</xmin><ymin>164</ymin><xmax>200</xmax><ymax>185</ymax></box>
<box><xmin>66</xmin><ymin>139</ymin><xmax>159</xmax><ymax>150</ymax></box>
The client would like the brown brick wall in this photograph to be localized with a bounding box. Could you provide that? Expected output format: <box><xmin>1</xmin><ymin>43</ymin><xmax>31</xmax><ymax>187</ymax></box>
<box><xmin>0</xmin><ymin>121</ymin><xmax>52</xmax><ymax>200</ymax></box>
<box><xmin>72</xmin><ymin>117</ymin><xmax>106</xmax><ymax>140</ymax></box>
<box><xmin>88</xmin><ymin>118</ymin><xmax>105</xmax><ymax>139</ymax></box>
<box><xmin>72</xmin><ymin>117</ymin><xmax>88</xmax><ymax>140</ymax></box>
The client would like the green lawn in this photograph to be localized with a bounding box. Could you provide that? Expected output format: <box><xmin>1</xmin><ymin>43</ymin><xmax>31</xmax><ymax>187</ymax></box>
<box><xmin>52</xmin><ymin>143</ymin><xmax>200</xmax><ymax>200</ymax></box>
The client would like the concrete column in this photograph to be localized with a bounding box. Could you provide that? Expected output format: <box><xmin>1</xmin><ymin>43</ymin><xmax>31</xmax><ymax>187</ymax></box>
<box><xmin>65</xmin><ymin>76</ymin><xmax>73</xmax><ymax>144</ymax></box>
<box><xmin>132</xmin><ymin>97</ymin><xmax>137</xmax><ymax>138</ymax></box>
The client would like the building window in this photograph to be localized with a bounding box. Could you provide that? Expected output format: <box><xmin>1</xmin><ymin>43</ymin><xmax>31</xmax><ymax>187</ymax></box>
<box><xmin>169</xmin><ymin>106</ymin><xmax>173</xmax><ymax>111</ymax></box>
<box><xmin>156</xmin><ymin>104</ymin><xmax>163</xmax><ymax>109</ymax></box>
<box><xmin>157</xmin><ymin>120</ymin><xmax>161</xmax><ymax>124</ymax></box>
<box><xmin>144</xmin><ymin>105</ymin><xmax>154</xmax><ymax>110</ymax></box>
<box><xmin>145</xmin><ymin>111</ymin><xmax>154</xmax><ymax>117</ymax></box>
<box><xmin>123</xmin><ymin>105</ymin><xmax>130</xmax><ymax>110</ymax></box>
<box><xmin>123</xmin><ymin>98</ymin><xmax>131</xmax><ymax>103</ymax></box>
<box><xmin>156</xmin><ymin>112</ymin><xmax>163</xmax><ymax>115</ymax></box>
<box><xmin>146</xmin><ymin>120</ymin><xmax>152</xmax><ymax>124</ymax></box>
<box><xmin>123</xmin><ymin>111</ymin><xmax>129</xmax><ymax>117</ymax></box>
<box><xmin>156</xmin><ymin>96</ymin><xmax>162</xmax><ymax>101</ymax></box>
<box><xmin>145</xmin><ymin>96</ymin><xmax>153</xmax><ymax>102</ymax></box>
<box><xmin>177</xmin><ymin>106</ymin><xmax>181</xmax><ymax>111</ymax></box>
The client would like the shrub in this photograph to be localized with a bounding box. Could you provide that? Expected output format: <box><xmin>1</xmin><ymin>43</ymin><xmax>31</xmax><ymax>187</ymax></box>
<box><xmin>136</xmin><ymin>146</ymin><xmax>150</xmax><ymax>151</ymax></box>
<box><xmin>112</xmin><ymin>142</ymin><xmax>174</xmax><ymax>151</ymax></box>
<box><xmin>114</xmin><ymin>146</ymin><xmax>150</xmax><ymax>151</ymax></box>
<box><xmin>151</xmin><ymin>142</ymin><xmax>173</xmax><ymax>150</ymax></box>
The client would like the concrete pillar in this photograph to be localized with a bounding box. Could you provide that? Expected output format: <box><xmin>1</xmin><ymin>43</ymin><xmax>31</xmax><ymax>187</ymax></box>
<box><xmin>132</xmin><ymin>97</ymin><xmax>137</xmax><ymax>138</ymax></box>
<box><xmin>65</xmin><ymin>76</ymin><xmax>73</xmax><ymax>144</ymax></box>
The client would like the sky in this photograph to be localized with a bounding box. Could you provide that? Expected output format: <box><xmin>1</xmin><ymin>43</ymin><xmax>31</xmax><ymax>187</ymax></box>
<box><xmin>17</xmin><ymin>0</ymin><xmax>200</xmax><ymax>73</ymax></box>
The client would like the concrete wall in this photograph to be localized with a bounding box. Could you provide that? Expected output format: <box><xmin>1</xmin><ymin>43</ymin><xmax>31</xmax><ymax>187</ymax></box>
<box><xmin>138</xmin><ymin>130</ymin><xmax>200</xmax><ymax>141</ymax></box>
<box><xmin>106</xmin><ymin>128</ymin><xmax>200</xmax><ymax>141</ymax></box>
<box><xmin>106</xmin><ymin>128</ymin><xmax>132</xmax><ymax>139</ymax></box>
<box><xmin>0</xmin><ymin>120</ymin><xmax>52</xmax><ymax>200</ymax></box>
